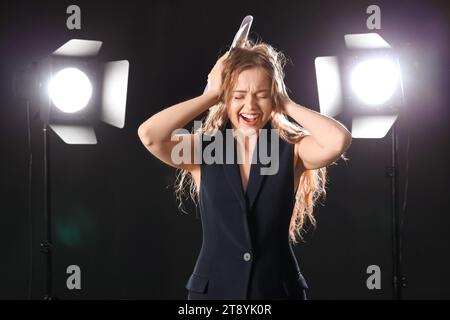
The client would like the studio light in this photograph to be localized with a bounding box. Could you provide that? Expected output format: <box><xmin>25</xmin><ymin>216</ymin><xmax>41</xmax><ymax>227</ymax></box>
<box><xmin>350</xmin><ymin>58</ymin><xmax>400</xmax><ymax>106</ymax></box>
<box><xmin>315</xmin><ymin>33</ymin><xmax>406</xmax><ymax>300</ymax></box>
<box><xmin>315</xmin><ymin>33</ymin><xmax>404</xmax><ymax>139</ymax></box>
<box><xmin>13</xmin><ymin>38</ymin><xmax>130</xmax><ymax>299</ymax></box>
<box><xmin>14</xmin><ymin>38</ymin><xmax>130</xmax><ymax>144</ymax></box>
<box><xmin>48</xmin><ymin>67</ymin><xmax>93</xmax><ymax>113</ymax></box>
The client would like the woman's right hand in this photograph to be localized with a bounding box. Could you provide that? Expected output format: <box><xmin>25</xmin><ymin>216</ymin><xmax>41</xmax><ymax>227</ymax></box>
<box><xmin>206</xmin><ymin>52</ymin><xmax>229</xmax><ymax>98</ymax></box>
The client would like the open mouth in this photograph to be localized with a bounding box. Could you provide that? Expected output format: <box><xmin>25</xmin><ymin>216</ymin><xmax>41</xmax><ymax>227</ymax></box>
<box><xmin>239</xmin><ymin>112</ymin><xmax>261</xmax><ymax>125</ymax></box>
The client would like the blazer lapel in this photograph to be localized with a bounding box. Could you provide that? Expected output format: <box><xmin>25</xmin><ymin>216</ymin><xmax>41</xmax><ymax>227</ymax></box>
<box><xmin>221</xmin><ymin>120</ymin><xmax>275</xmax><ymax>213</ymax></box>
<box><xmin>246</xmin><ymin>121</ymin><xmax>273</xmax><ymax>211</ymax></box>
<box><xmin>221</xmin><ymin>121</ymin><xmax>247</xmax><ymax>213</ymax></box>
<box><xmin>222</xmin><ymin>160</ymin><xmax>247</xmax><ymax>213</ymax></box>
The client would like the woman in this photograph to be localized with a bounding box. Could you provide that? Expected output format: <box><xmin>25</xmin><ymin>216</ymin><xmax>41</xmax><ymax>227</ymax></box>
<box><xmin>138</xmin><ymin>40</ymin><xmax>352</xmax><ymax>300</ymax></box>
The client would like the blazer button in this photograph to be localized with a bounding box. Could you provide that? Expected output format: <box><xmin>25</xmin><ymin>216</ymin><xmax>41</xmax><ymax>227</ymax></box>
<box><xmin>243</xmin><ymin>252</ymin><xmax>251</xmax><ymax>261</ymax></box>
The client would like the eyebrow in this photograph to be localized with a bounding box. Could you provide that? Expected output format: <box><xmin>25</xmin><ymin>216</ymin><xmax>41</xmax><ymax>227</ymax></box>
<box><xmin>233</xmin><ymin>89</ymin><xmax>269</xmax><ymax>93</ymax></box>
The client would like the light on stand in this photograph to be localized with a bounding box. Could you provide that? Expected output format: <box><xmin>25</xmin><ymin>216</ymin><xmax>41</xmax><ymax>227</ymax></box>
<box><xmin>315</xmin><ymin>32</ymin><xmax>406</xmax><ymax>300</ymax></box>
<box><xmin>13</xmin><ymin>38</ymin><xmax>130</xmax><ymax>299</ymax></box>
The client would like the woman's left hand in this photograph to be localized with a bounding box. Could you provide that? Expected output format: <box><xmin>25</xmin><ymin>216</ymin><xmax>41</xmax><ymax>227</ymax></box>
<box><xmin>279</xmin><ymin>94</ymin><xmax>294</xmax><ymax>114</ymax></box>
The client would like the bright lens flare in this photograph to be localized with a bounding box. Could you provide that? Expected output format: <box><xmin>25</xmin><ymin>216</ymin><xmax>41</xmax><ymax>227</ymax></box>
<box><xmin>350</xmin><ymin>58</ymin><xmax>399</xmax><ymax>105</ymax></box>
<box><xmin>48</xmin><ymin>67</ymin><xmax>92</xmax><ymax>113</ymax></box>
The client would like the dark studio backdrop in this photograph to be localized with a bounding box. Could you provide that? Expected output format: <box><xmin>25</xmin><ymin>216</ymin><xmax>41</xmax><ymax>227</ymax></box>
<box><xmin>0</xmin><ymin>0</ymin><xmax>448</xmax><ymax>299</ymax></box>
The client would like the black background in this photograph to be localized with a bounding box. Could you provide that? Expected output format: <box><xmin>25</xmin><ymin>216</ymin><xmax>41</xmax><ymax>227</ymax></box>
<box><xmin>0</xmin><ymin>0</ymin><xmax>448</xmax><ymax>299</ymax></box>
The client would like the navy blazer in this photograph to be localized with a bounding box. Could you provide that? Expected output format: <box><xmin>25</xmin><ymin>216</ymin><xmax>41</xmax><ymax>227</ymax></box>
<box><xmin>185</xmin><ymin>120</ymin><xmax>309</xmax><ymax>300</ymax></box>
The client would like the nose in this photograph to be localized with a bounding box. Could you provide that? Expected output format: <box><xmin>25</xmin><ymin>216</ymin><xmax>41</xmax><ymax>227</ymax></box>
<box><xmin>244</xmin><ymin>94</ymin><xmax>259</xmax><ymax>110</ymax></box>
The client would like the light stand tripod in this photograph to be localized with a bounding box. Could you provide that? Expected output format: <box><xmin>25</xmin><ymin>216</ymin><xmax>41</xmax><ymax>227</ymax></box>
<box><xmin>387</xmin><ymin>119</ymin><xmax>407</xmax><ymax>300</ymax></box>
<box><xmin>40</xmin><ymin>123</ymin><xmax>54</xmax><ymax>299</ymax></box>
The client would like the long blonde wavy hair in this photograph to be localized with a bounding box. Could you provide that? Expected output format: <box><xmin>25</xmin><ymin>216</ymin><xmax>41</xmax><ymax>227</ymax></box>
<box><xmin>175</xmin><ymin>39</ymin><xmax>341</xmax><ymax>245</ymax></box>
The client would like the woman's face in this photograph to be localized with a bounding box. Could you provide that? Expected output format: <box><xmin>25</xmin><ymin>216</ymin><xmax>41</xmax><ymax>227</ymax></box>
<box><xmin>226</xmin><ymin>67</ymin><xmax>273</xmax><ymax>135</ymax></box>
